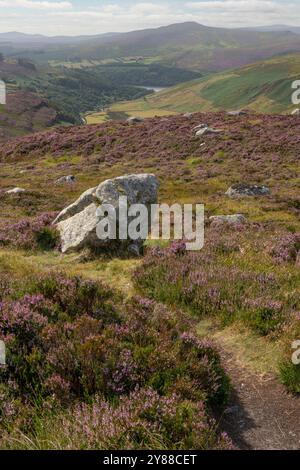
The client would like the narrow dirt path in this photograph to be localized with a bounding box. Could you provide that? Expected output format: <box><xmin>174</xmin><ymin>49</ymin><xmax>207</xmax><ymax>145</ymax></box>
<box><xmin>218</xmin><ymin>348</ymin><xmax>300</xmax><ymax>450</ymax></box>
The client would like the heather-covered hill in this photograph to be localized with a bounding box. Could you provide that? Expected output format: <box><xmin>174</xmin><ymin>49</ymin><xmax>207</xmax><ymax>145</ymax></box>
<box><xmin>104</xmin><ymin>53</ymin><xmax>300</xmax><ymax>118</ymax></box>
<box><xmin>0</xmin><ymin>112</ymin><xmax>299</xmax><ymax>449</ymax></box>
<box><xmin>0</xmin><ymin>91</ymin><xmax>62</xmax><ymax>141</ymax></box>
<box><xmin>0</xmin><ymin>58</ymin><xmax>201</xmax><ymax>135</ymax></box>
<box><xmin>1</xmin><ymin>112</ymin><xmax>299</xmax><ymax>227</ymax></box>
<box><xmin>0</xmin><ymin>59</ymin><xmax>153</xmax><ymax>129</ymax></box>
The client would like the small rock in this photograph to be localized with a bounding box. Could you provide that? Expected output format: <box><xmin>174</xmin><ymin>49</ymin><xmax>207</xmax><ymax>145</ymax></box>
<box><xmin>192</xmin><ymin>123</ymin><xmax>208</xmax><ymax>132</ymax></box>
<box><xmin>55</xmin><ymin>175</ymin><xmax>76</xmax><ymax>185</ymax></box>
<box><xmin>195</xmin><ymin>127</ymin><xmax>223</xmax><ymax>137</ymax></box>
<box><xmin>226</xmin><ymin>183</ymin><xmax>270</xmax><ymax>198</ymax></box>
<box><xmin>210</xmin><ymin>214</ymin><xmax>247</xmax><ymax>225</ymax></box>
<box><xmin>227</xmin><ymin>110</ymin><xmax>247</xmax><ymax>116</ymax></box>
<box><xmin>291</xmin><ymin>109</ymin><xmax>300</xmax><ymax>116</ymax></box>
<box><xmin>5</xmin><ymin>187</ymin><xmax>26</xmax><ymax>195</ymax></box>
<box><xmin>184</xmin><ymin>112</ymin><xmax>195</xmax><ymax>118</ymax></box>
<box><xmin>126</xmin><ymin>116</ymin><xmax>144</xmax><ymax>124</ymax></box>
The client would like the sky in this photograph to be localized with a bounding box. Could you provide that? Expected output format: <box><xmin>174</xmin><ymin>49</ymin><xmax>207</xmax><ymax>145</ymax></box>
<box><xmin>0</xmin><ymin>0</ymin><xmax>300</xmax><ymax>36</ymax></box>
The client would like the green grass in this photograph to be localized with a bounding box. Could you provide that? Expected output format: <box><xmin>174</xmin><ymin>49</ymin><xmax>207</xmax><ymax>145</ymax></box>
<box><xmin>0</xmin><ymin>249</ymin><xmax>140</xmax><ymax>296</ymax></box>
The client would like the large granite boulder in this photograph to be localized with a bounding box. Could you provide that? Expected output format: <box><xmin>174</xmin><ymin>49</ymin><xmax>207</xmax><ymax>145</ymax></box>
<box><xmin>53</xmin><ymin>187</ymin><xmax>96</xmax><ymax>225</ymax></box>
<box><xmin>54</xmin><ymin>174</ymin><xmax>159</xmax><ymax>254</ymax></box>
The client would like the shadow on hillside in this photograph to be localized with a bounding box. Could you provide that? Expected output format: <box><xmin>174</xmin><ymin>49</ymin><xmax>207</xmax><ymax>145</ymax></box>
<box><xmin>217</xmin><ymin>388</ymin><xmax>256</xmax><ymax>450</ymax></box>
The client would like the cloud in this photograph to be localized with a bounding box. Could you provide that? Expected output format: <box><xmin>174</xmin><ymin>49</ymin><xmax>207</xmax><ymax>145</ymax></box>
<box><xmin>184</xmin><ymin>0</ymin><xmax>300</xmax><ymax>26</ymax></box>
<box><xmin>0</xmin><ymin>0</ymin><xmax>72</xmax><ymax>9</ymax></box>
<box><xmin>185</xmin><ymin>0</ymin><xmax>296</xmax><ymax>16</ymax></box>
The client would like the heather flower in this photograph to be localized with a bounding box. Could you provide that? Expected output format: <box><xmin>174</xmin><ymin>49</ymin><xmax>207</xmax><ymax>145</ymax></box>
<box><xmin>135</xmin><ymin>296</ymin><xmax>155</xmax><ymax>310</ymax></box>
<box><xmin>57</xmin><ymin>388</ymin><xmax>233</xmax><ymax>450</ymax></box>
<box><xmin>44</xmin><ymin>374</ymin><xmax>71</xmax><ymax>400</ymax></box>
<box><xmin>0</xmin><ymin>297</ymin><xmax>48</xmax><ymax>337</ymax></box>
<box><xmin>169</xmin><ymin>240</ymin><xmax>187</xmax><ymax>256</ymax></box>
<box><xmin>0</xmin><ymin>258</ymin><xmax>232</xmax><ymax>448</ymax></box>
<box><xmin>107</xmin><ymin>349</ymin><xmax>139</xmax><ymax>395</ymax></box>
<box><xmin>268</xmin><ymin>233</ymin><xmax>300</xmax><ymax>264</ymax></box>
<box><xmin>0</xmin><ymin>212</ymin><xmax>59</xmax><ymax>251</ymax></box>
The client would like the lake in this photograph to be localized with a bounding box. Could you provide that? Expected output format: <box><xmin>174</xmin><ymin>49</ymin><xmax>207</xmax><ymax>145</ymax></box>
<box><xmin>139</xmin><ymin>86</ymin><xmax>167</xmax><ymax>93</ymax></box>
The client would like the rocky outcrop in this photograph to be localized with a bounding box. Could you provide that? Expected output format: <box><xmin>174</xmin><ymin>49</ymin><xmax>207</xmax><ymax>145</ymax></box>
<box><xmin>127</xmin><ymin>116</ymin><xmax>144</xmax><ymax>124</ymax></box>
<box><xmin>227</xmin><ymin>110</ymin><xmax>247</xmax><ymax>116</ymax></box>
<box><xmin>196</xmin><ymin>127</ymin><xmax>223</xmax><ymax>137</ymax></box>
<box><xmin>192</xmin><ymin>123</ymin><xmax>208</xmax><ymax>132</ymax></box>
<box><xmin>193</xmin><ymin>124</ymin><xmax>223</xmax><ymax>137</ymax></box>
<box><xmin>209</xmin><ymin>214</ymin><xmax>247</xmax><ymax>225</ymax></box>
<box><xmin>5</xmin><ymin>187</ymin><xmax>26</xmax><ymax>195</ymax></box>
<box><xmin>54</xmin><ymin>174</ymin><xmax>159</xmax><ymax>254</ymax></box>
<box><xmin>55</xmin><ymin>175</ymin><xmax>76</xmax><ymax>185</ymax></box>
<box><xmin>226</xmin><ymin>184</ymin><xmax>270</xmax><ymax>198</ymax></box>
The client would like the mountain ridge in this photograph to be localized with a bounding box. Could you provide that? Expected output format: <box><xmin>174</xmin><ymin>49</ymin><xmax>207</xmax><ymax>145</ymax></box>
<box><xmin>2</xmin><ymin>22</ymin><xmax>300</xmax><ymax>71</ymax></box>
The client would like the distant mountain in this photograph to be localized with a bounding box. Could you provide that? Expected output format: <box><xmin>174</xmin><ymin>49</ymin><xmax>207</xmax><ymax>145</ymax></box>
<box><xmin>242</xmin><ymin>25</ymin><xmax>300</xmax><ymax>35</ymax></box>
<box><xmin>0</xmin><ymin>31</ymin><xmax>117</xmax><ymax>44</ymax></box>
<box><xmin>106</xmin><ymin>53</ymin><xmax>300</xmax><ymax>117</ymax></box>
<box><xmin>2</xmin><ymin>22</ymin><xmax>300</xmax><ymax>71</ymax></box>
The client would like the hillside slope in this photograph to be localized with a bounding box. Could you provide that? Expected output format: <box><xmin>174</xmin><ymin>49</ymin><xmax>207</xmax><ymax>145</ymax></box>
<box><xmin>0</xmin><ymin>59</ymin><xmax>202</xmax><ymax>136</ymax></box>
<box><xmin>0</xmin><ymin>60</ymin><xmax>153</xmax><ymax>126</ymax></box>
<box><xmin>0</xmin><ymin>91</ymin><xmax>63</xmax><ymax>141</ymax></box>
<box><xmin>105</xmin><ymin>54</ymin><xmax>300</xmax><ymax>118</ymax></box>
<box><xmin>0</xmin><ymin>112</ymin><xmax>299</xmax><ymax>449</ymax></box>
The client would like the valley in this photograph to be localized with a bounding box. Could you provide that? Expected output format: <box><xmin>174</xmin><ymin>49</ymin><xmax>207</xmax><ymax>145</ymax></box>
<box><xmin>0</xmin><ymin>56</ymin><xmax>201</xmax><ymax>136</ymax></box>
<box><xmin>96</xmin><ymin>53</ymin><xmax>300</xmax><ymax>122</ymax></box>
<box><xmin>3</xmin><ymin>22</ymin><xmax>300</xmax><ymax>135</ymax></box>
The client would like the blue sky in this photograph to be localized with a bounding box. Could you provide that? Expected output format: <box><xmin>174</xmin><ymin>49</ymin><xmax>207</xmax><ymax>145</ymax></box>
<box><xmin>0</xmin><ymin>1</ymin><xmax>299</xmax><ymax>36</ymax></box>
